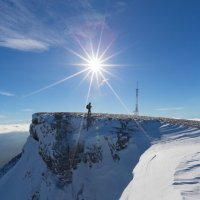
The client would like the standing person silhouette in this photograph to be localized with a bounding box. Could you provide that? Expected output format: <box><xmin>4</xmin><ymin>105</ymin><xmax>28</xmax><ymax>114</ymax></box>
<box><xmin>86</xmin><ymin>102</ymin><xmax>92</xmax><ymax>117</ymax></box>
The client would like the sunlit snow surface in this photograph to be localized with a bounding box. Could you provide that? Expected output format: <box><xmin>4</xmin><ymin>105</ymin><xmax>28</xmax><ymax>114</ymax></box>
<box><xmin>120</xmin><ymin>123</ymin><xmax>200</xmax><ymax>200</ymax></box>
<box><xmin>0</xmin><ymin>113</ymin><xmax>199</xmax><ymax>200</ymax></box>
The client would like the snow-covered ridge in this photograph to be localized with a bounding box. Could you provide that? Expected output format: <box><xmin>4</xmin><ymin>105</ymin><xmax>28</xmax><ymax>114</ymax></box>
<box><xmin>0</xmin><ymin>112</ymin><xmax>200</xmax><ymax>200</ymax></box>
<box><xmin>32</xmin><ymin>112</ymin><xmax>200</xmax><ymax>127</ymax></box>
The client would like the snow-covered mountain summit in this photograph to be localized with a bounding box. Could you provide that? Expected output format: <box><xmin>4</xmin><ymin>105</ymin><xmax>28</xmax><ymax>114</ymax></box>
<box><xmin>0</xmin><ymin>113</ymin><xmax>199</xmax><ymax>200</ymax></box>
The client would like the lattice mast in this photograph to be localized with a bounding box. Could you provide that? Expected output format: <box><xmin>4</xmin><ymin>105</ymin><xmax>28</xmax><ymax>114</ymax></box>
<box><xmin>134</xmin><ymin>81</ymin><xmax>139</xmax><ymax>116</ymax></box>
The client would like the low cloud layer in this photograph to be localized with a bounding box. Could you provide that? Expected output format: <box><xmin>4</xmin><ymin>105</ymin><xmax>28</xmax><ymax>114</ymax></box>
<box><xmin>0</xmin><ymin>123</ymin><xmax>29</xmax><ymax>134</ymax></box>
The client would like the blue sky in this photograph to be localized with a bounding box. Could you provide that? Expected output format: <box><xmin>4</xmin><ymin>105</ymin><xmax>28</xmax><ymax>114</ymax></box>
<box><xmin>0</xmin><ymin>0</ymin><xmax>200</xmax><ymax>123</ymax></box>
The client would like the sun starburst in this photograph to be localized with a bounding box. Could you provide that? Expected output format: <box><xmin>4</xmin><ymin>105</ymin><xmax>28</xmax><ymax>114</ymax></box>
<box><xmin>88</xmin><ymin>58</ymin><xmax>102</xmax><ymax>72</ymax></box>
<box><xmin>68</xmin><ymin>37</ymin><xmax>119</xmax><ymax>88</ymax></box>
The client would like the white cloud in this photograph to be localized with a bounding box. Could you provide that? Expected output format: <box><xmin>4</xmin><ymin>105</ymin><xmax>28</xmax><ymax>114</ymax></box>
<box><xmin>156</xmin><ymin>107</ymin><xmax>183</xmax><ymax>111</ymax></box>
<box><xmin>0</xmin><ymin>91</ymin><xmax>15</xmax><ymax>96</ymax></box>
<box><xmin>0</xmin><ymin>0</ymin><xmax>127</xmax><ymax>51</ymax></box>
<box><xmin>22</xmin><ymin>108</ymin><xmax>33</xmax><ymax>112</ymax></box>
<box><xmin>0</xmin><ymin>123</ymin><xmax>29</xmax><ymax>134</ymax></box>
<box><xmin>0</xmin><ymin>1</ymin><xmax>102</xmax><ymax>51</ymax></box>
<box><xmin>0</xmin><ymin>38</ymin><xmax>48</xmax><ymax>51</ymax></box>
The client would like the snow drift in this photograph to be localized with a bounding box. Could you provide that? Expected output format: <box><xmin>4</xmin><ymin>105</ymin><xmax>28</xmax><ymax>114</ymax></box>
<box><xmin>120</xmin><ymin>123</ymin><xmax>200</xmax><ymax>200</ymax></box>
<box><xmin>0</xmin><ymin>113</ymin><xmax>199</xmax><ymax>200</ymax></box>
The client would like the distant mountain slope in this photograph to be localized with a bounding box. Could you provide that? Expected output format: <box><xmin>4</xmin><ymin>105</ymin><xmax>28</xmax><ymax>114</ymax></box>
<box><xmin>0</xmin><ymin>113</ymin><xmax>199</xmax><ymax>200</ymax></box>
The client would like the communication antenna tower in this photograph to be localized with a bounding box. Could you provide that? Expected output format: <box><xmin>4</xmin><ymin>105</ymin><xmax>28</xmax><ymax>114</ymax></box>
<box><xmin>134</xmin><ymin>81</ymin><xmax>139</xmax><ymax>116</ymax></box>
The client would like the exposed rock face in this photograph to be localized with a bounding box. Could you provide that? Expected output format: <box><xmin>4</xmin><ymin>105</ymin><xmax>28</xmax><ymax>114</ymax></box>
<box><xmin>30</xmin><ymin>113</ymin><xmax>83</xmax><ymax>184</ymax></box>
<box><xmin>29</xmin><ymin>113</ymin><xmax>140</xmax><ymax>186</ymax></box>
